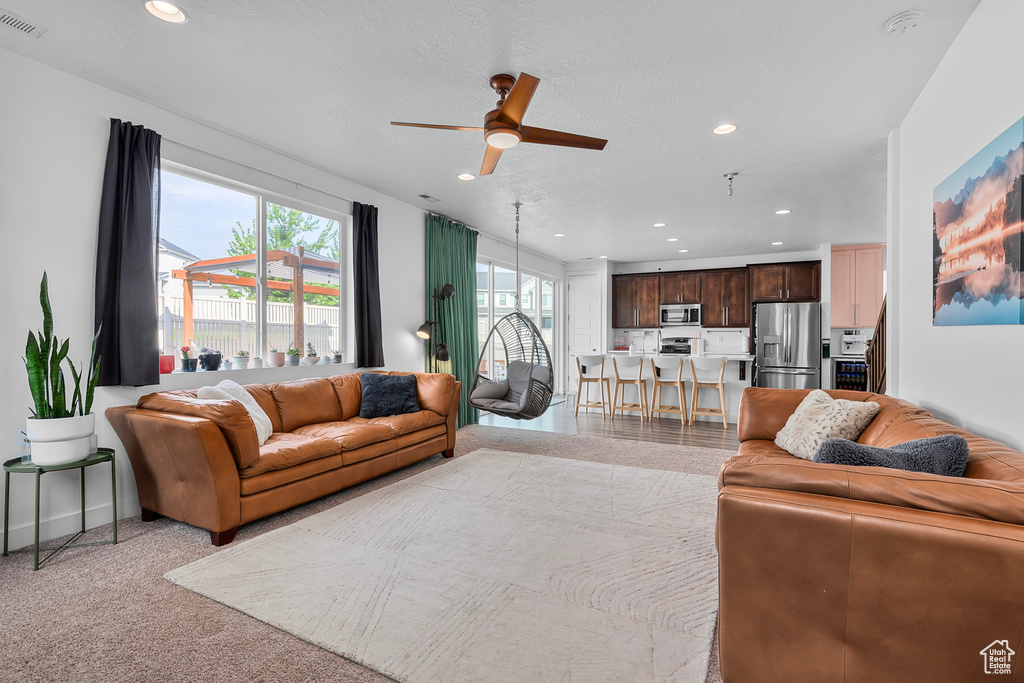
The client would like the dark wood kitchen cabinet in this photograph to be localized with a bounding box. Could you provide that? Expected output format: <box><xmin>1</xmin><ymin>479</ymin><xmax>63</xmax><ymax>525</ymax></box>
<box><xmin>700</xmin><ymin>269</ymin><xmax>750</xmax><ymax>328</ymax></box>
<box><xmin>612</xmin><ymin>274</ymin><xmax>660</xmax><ymax>328</ymax></box>
<box><xmin>659</xmin><ymin>272</ymin><xmax>700</xmax><ymax>304</ymax></box>
<box><xmin>749</xmin><ymin>261</ymin><xmax>821</xmax><ymax>302</ymax></box>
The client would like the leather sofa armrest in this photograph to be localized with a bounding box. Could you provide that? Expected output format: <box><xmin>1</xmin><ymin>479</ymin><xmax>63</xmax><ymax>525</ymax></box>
<box><xmin>716</xmin><ymin>485</ymin><xmax>1024</xmax><ymax>682</ymax></box>
<box><xmin>106</xmin><ymin>406</ymin><xmax>241</xmax><ymax>534</ymax></box>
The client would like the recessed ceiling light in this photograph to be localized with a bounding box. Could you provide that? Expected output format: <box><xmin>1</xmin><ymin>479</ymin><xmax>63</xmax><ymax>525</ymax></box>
<box><xmin>554</xmin><ymin>233</ymin><xmax>565</xmax><ymax>237</ymax></box>
<box><xmin>653</xmin><ymin>223</ymin><xmax>666</xmax><ymax>228</ymax></box>
<box><xmin>775</xmin><ymin>209</ymin><xmax>791</xmax><ymax>215</ymax></box>
<box><xmin>667</xmin><ymin>238</ymin><xmax>678</xmax><ymax>242</ymax></box>
<box><xmin>772</xmin><ymin>241</ymin><xmax>784</xmax><ymax>246</ymax></box>
<box><xmin>599</xmin><ymin>255</ymin><xmax>608</xmax><ymax>259</ymax></box>
<box><xmin>457</xmin><ymin>173</ymin><xmax>475</xmax><ymax>181</ymax></box>
<box><xmin>678</xmin><ymin>249</ymin><xmax>689</xmax><ymax>253</ymax></box>
<box><xmin>713</xmin><ymin>123</ymin><xmax>738</xmax><ymax>135</ymax></box>
<box><xmin>143</xmin><ymin>0</ymin><xmax>189</xmax><ymax>23</ymax></box>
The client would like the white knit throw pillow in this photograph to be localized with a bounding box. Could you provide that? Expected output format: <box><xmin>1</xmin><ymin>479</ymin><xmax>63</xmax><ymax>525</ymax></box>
<box><xmin>197</xmin><ymin>379</ymin><xmax>273</xmax><ymax>446</ymax></box>
<box><xmin>775</xmin><ymin>390</ymin><xmax>880</xmax><ymax>460</ymax></box>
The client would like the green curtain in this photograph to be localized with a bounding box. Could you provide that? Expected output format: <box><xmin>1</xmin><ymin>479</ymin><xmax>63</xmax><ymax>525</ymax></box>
<box><xmin>425</xmin><ymin>214</ymin><xmax>479</xmax><ymax>427</ymax></box>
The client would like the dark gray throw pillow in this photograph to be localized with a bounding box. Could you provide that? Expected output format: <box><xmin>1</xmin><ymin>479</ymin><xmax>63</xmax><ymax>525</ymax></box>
<box><xmin>812</xmin><ymin>434</ymin><xmax>969</xmax><ymax>477</ymax></box>
<box><xmin>359</xmin><ymin>373</ymin><xmax>420</xmax><ymax>418</ymax></box>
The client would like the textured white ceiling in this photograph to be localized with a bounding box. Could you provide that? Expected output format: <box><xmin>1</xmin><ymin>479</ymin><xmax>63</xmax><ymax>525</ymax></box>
<box><xmin>0</xmin><ymin>0</ymin><xmax>978</xmax><ymax>263</ymax></box>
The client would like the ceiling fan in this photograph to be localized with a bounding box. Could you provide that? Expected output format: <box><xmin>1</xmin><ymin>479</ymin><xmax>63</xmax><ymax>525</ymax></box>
<box><xmin>391</xmin><ymin>72</ymin><xmax>608</xmax><ymax>176</ymax></box>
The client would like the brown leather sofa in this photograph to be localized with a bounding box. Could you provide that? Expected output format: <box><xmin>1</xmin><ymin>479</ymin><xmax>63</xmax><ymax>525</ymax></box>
<box><xmin>717</xmin><ymin>387</ymin><xmax>1024</xmax><ymax>682</ymax></box>
<box><xmin>107</xmin><ymin>372</ymin><xmax>460</xmax><ymax>546</ymax></box>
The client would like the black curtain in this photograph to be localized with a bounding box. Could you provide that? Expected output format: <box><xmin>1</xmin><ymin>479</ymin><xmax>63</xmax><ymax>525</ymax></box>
<box><xmin>353</xmin><ymin>201</ymin><xmax>385</xmax><ymax>368</ymax></box>
<box><xmin>94</xmin><ymin>119</ymin><xmax>161</xmax><ymax>386</ymax></box>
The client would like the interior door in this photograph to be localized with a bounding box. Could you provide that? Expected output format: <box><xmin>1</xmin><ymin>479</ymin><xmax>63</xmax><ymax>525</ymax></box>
<box><xmin>568</xmin><ymin>272</ymin><xmax>602</xmax><ymax>393</ymax></box>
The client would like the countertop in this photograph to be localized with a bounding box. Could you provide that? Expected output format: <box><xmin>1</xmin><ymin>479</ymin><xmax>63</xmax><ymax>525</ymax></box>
<box><xmin>606</xmin><ymin>350</ymin><xmax>755</xmax><ymax>361</ymax></box>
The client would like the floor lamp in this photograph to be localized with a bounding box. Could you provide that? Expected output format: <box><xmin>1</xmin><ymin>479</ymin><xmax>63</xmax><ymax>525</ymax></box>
<box><xmin>417</xmin><ymin>283</ymin><xmax>455</xmax><ymax>373</ymax></box>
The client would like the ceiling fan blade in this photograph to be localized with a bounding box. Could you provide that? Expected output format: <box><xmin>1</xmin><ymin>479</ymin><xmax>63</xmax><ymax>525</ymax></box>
<box><xmin>520</xmin><ymin>126</ymin><xmax>608</xmax><ymax>150</ymax></box>
<box><xmin>495</xmin><ymin>73</ymin><xmax>540</xmax><ymax>127</ymax></box>
<box><xmin>390</xmin><ymin>121</ymin><xmax>484</xmax><ymax>131</ymax></box>
<box><xmin>480</xmin><ymin>145</ymin><xmax>503</xmax><ymax>175</ymax></box>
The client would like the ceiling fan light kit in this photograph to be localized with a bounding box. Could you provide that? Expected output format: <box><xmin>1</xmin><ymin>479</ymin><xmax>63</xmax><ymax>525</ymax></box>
<box><xmin>391</xmin><ymin>72</ymin><xmax>607</xmax><ymax>175</ymax></box>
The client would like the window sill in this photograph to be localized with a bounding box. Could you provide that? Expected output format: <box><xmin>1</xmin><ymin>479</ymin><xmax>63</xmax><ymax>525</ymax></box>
<box><xmin>155</xmin><ymin>362</ymin><xmax>359</xmax><ymax>389</ymax></box>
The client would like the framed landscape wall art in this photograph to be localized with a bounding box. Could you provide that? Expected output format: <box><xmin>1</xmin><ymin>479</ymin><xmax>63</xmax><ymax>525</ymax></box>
<box><xmin>932</xmin><ymin>116</ymin><xmax>1023</xmax><ymax>326</ymax></box>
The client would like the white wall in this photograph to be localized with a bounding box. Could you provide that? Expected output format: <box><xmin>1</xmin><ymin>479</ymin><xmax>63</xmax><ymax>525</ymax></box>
<box><xmin>0</xmin><ymin>48</ymin><xmax>433</xmax><ymax>548</ymax></box>
<box><xmin>890</xmin><ymin>0</ymin><xmax>1024</xmax><ymax>449</ymax></box>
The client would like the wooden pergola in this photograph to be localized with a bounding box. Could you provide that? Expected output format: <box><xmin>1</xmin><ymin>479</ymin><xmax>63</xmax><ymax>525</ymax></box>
<box><xmin>172</xmin><ymin>246</ymin><xmax>340</xmax><ymax>354</ymax></box>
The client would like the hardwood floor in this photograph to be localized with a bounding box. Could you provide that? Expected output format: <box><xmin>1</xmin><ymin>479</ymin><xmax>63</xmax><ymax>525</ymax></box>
<box><xmin>478</xmin><ymin>394</ymin><xmax>740</xmax><ymax>450</ymax></box>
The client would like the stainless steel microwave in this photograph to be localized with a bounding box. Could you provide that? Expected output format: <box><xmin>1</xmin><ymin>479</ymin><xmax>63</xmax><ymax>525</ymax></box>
<box><xmin>660</xmin><ymin>303</ymin><xmax>701</xmax><ymax>326</ymax></box>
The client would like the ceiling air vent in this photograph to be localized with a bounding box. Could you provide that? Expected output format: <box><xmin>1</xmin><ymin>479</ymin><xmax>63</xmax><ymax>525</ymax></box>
<box><xmin>0</xmin><ymin>9</ymin><xmax>47</xmax><ymax>37</ymax></box>
<box><xmin>418</xmin><ymin>194</ymin><xmax>441</xmax><ymax>203</ymax></box>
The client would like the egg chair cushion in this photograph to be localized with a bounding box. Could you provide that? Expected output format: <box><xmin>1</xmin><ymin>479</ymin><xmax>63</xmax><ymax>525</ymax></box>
<box><xmin>470</xmin><ymin>379</ymin><xmax>510</xmax><ymax>401</ymax></box>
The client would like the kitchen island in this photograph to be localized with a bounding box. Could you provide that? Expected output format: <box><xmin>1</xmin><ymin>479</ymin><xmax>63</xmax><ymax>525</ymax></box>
<box><xmin>578</xmin><ymin>351</ymin><xmax>754</xmax><ymax>424</ymax></box>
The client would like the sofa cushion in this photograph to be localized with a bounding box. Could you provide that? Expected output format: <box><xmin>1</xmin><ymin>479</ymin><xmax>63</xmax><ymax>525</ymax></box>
<box><xmin>241</xmin><ymin>432</ymin><xmax>340</xmax><ymax>478</ymax></box>
<box><xmin>774</xmin><ymin>390</ymin><xmax>880</xmax><ymax>460</ymax></box>
<box><xmin>348</xmin><ymin>410</ymin><xmax>445</xmax><ymax>437</ymax></box>
<box><xmin>136</xmin><ymin>392</ymin><xmax>260</xmax><ymax>470</ymax></box>
<box><xmin>719</xmin><ymin>451</ymin><xmax>1024</xmax><ymax>526</ymax></box>
<box><xmin>292</xmin><ymin>420</ymin><xmax>396</xmax><ymax>451</ymax></box>
<box><xmin>359</xmin><ymin>373</ymin><xmax>420</xmax><ymax>418</ymax></box>
<box><xmin>271</xmin><ymin>378</ymin><xmax>343</xmax><ymax>432</ymax></box>
<box><xmin>244</xmin><ymin>384</ymin><xmax>284</xmax><ymax>433</ymax></box>
<box><xmin>813</xmin><ymin>435</ymin><xmax>970</xmax><ymax>477</ymax></box>
<box><xmin>198</xmin><ymin>379</ymin><xmax>273</xmax><ymax>446</ymax></box>
<box><xmin>327</xmin><ymin>374</ymin><xmax>363</xmax><ymax>421</ymax></box>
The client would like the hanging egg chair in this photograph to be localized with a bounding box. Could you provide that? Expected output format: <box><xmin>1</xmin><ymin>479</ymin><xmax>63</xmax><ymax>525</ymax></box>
<box><xmin>469</xmin><ymin>203</ymin><xmax>555</xmax><ymax>420</ymax></box>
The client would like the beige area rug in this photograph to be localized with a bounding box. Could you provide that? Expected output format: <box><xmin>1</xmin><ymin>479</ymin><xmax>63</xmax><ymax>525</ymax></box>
<box><xmin>166</xmin><ymin>449</ymin><xmax>721</xmax><ymax>682</ymax></box>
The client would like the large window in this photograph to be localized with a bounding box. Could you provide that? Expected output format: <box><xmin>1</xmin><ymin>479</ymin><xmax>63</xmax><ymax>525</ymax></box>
<box><xmin>158</xmin><ymin>167</ymin><xmax>344</xmax><ymax>360</ymax></box>
<box><xmin>476</xmin><ymin>260</ymin><xmax>559</xmax><ymax>386</ymax></box>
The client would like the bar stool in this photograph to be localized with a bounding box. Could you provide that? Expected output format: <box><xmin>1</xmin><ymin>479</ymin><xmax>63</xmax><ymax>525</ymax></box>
<box><xmin>650</xmin><ymin>357</ymin><xmax>688</xmax><ymax>423</ymax></box>
<box><xmin>689</xmin><ymin>357</ymin><xmax>728</xmax><ymax>428</ymax></box>
<box><xmin>612</xmin><ymin>356</ymin><xmax>649</xmax><ymax>421</ymax></box>
<box><xmin>575</xmin><ymin>355</ymin><xmax>612</xmax><ymax>418</ymax></box>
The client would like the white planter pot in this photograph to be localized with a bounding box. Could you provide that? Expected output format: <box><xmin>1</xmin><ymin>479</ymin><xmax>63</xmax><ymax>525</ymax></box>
<box><xmin>249</xmin><ymin>358</ymin><xmax>263</xmax><ymax>368</ymax></box>
<box><xmin>25</xmin><ymin>413</ymin><xmax>96</xmax><ymax>466</ymax></box>
<box><xmin>232</xmin><ymin>357</ymin><xmax>248</xmax><ymax>369</ymax></box>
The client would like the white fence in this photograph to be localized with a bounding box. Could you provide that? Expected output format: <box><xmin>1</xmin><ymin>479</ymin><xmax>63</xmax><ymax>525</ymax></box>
<box><xmin>159</xmin><ymin>297</ymin><xmax>340</xmax><ymax>357</ymax></box>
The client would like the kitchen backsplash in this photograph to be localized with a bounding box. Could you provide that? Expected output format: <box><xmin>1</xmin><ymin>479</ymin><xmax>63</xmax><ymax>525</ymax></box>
<box><xmin>612</xmin><ymin>328</ymin><xmax>750</xmax><ymax>354</ymax></box>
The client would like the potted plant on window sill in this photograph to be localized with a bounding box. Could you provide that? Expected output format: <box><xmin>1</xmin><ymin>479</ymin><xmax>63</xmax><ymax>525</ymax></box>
<box><xmin>232</xmin><ymin>350</ymin><xmax>249</xmax><ymax>370</ymax></box>
<box><xmin>250</xmin><ymin>356</ymin><xmax>263</xmax><ymax>369</ymax></box>
<box><xmin>302</xmin><ymin>342</ymin><xmax>319</xmax><ymax>366</ymax></box>
<box><xmin>267</xmin><ymin>348</ymin><xmax>285</xmax><ymax>367</ymax></box>
<box><xmin>181</xmin><ymin>343</ymin><xmax>197</xmax><ymax>372</ymax></box>
<box><xmin>285</xmin><ymin>346</ymin><xmax>301</xmax><ymax>367</ymax></box>
<box><xmin>24</xmin><ymin>273</ymin><xmax>102</xmax><ymax>466</ymax></box>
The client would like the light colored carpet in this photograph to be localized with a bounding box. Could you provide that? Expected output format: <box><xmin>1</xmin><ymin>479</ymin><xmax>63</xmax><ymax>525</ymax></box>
<box><xmin>167</xmin><ymin>450</ymin><xmax>720</xmax><ymax>683</ymax></box>
<box><xmin>0</xmin><ymin>425</ymin><xmax>734</xmax><ymax>683</ymax></box>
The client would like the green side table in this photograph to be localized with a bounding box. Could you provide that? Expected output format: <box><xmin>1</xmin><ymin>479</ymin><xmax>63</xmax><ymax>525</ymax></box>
<box><xmin>3</xmin><ymin>448</ymin><xmax>117</xmax><ymax>570</ymax></box>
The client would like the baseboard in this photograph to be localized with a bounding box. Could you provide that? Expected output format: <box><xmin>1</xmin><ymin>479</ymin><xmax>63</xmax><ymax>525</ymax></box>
<box><xmin>1</xmin><ymin>497</ymin><xmax>139</xmax><ymax>553</ymax></box>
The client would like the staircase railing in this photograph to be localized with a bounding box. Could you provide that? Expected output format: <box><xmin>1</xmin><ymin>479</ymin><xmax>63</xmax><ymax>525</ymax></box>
<box><xmin>866</xmin><ymin>296</ymin><xmax>886</xmax><ymax>394</ymax></box>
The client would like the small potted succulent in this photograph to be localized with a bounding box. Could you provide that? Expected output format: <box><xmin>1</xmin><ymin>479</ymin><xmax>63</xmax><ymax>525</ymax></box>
<box><xmin>232</xmin><ymin>350</ymin><xmax>249</xmax><ymax>370</ymax></box>
<box><xmin>267</xmin><ymin>348</ymin><xmax>285</xmax><ymax>367</ymax></box>
<box><xmin>332</xmin><ymin>349</ymin><xmax>344</xmax><ymax>364</ymax></box>
<box><xmin>181</xmin><ymin>343</ymin><xmax>197</xmax><ymax>372</ymax></box>
<box><xmin>303</xmin><ymin>342</ymin><xmax>319</xmax><ymax>366</ymax></box>
<box><xmin>198</xmin><ymin>346</ymin><xmax>222</xmax><ymax>371</ymax></box>
<box><xmin>285</xmin><ymin>345</ymin><xmax>301</xmax><ymax>367</ymax></box>
<box><xmin>250</xmin><ymin>355</ymin><xmax>263</xmax><ymax>369</ymax></box>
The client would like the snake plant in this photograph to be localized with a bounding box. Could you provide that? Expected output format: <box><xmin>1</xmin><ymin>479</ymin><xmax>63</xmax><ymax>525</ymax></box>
<box><xmin>24</xmin><ymin>273</ymin><xmax>101</xmax><ymax>419</ymax></box>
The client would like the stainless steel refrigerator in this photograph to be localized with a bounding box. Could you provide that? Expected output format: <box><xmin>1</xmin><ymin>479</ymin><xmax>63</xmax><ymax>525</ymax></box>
<box><xmin>754</xmin><ymin>302</ymin><xmax>821</xmax><ymax>389</ymax></box>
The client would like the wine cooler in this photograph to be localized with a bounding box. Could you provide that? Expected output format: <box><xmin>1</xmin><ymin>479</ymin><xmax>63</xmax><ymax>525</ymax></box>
<box><xmin>833</xmin><ymin>359</ymin><xmax>868</xmax><ymax>391</ymax></box>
